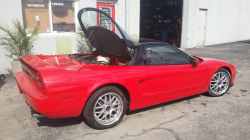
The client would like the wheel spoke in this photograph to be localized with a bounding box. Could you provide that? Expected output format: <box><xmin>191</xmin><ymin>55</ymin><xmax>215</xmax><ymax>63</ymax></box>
<box><xmin>109</xmin><ymin>96</ymin><xmax>115</xmax><ymax>103</ymax></box>
<box><xmin>113</xmin><ymin>107</ymin><xmax>122</xmax><ymax>111</ymax></box>
<box><xmin>213</xmin><ymin>85</ymin><xmax>219</xmax><ymax>91</ymax></box>
<box><xmin>100</xmin><ymin>98</ymin><xmax>106</xmax><ymax>103</ymax></box>
<box><xmin>112</xmin><ymin>98</ymin><xmax>118</xmax><ymax>106</ymax></box>
<box><xmin>109</xmin><ymin>94</ymin><xmax>112</xmax><ymax>102</ymax></box>
<box><xmin>105</xmin><ymin>114</ymin><xmax>108</xmax><ymax>121</ymax></box>
<box><xmin>217</xmin><ymin>86</ymin><xmax>221</xmax><ymax>92</ymax></box>
<box><xmin>113</xmin><ymin>102</ymin><xmax>120</xmax><ymax>106</ymax></box>
<box><xmin>221</xmin><ymin>75</ymin><xmax>226</xmax><ymax>80</ymax></box>
<box><xmin>95</xmin><ymin>109</ymin><xmax>105</xmax><ymax>117</ymax></box>
<box><xmin>97</xmin><ymin>112</ymin><xmax>104</xmax><ymax>117</ymax></box>
<box><xmin>104</xmin><ymin>95</ymin><xmax>107</xmax><ymax>103</ymax></box>
<box><xmin>216</xmin><ymin>73</ymin><xmax>220</xmax><ymax>79</ymax></box>
<box><xmin>95</xmin><ymin>106</ymin><xmax>103</xmax><ymax>110</ymax></box>
<box><xmin>95</xmin><ymin>109</ymin><xmax>104</xmax><ymax>114</ymax></box>
<box><xmin>210</xmin><ymin>84</ymin><xmax>217</xmax><ymax>88</ymax></box>
<box><xmin>101</xmin><ymin>112</ymin><xmax>107</xmax><ymax>120</ymax></box>
<box><xmin>211</xmin><ymin>77</ymin><xmax>217</xmax><ymax>82</ymax></box>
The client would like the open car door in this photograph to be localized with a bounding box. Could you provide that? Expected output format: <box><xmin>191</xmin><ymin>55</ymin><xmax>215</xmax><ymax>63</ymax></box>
<box><xmin>77</xmin><ymin>7</ymin><xmax>136</xmax><ymax>62</ymax></box>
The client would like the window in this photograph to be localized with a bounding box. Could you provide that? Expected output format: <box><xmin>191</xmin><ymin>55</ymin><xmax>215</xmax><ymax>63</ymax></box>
<box><xmin>21</xmin><ymin>0</ymin><xmax>76</xmax><ymax>34</ymax></box>
<box><xmin>51</xmin><ymin>0</ymin><xmax>75</xmax><ymax>33</ymax></box>
<box><xmin>22</xmin><ymin>0</ymin><xmax>50</xmax><ymax>33</ymax></box>
<box><xmin>145</xmin><ymin>44</ymin><xmax>192</xmax><ymax>65</ymax></box>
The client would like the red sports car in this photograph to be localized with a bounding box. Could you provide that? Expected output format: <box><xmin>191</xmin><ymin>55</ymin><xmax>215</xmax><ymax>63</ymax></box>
<box><xmin>16</xmin><ymin>8</ymin><xmax>236</xmax><ymax>129</ymax></box>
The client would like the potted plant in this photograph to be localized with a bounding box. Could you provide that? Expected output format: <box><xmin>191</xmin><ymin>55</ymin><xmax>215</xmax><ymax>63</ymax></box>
<box><xmin>0</xmin><ymin>19</ymin><xmax>39</xmax><ymax>77</ymax></box>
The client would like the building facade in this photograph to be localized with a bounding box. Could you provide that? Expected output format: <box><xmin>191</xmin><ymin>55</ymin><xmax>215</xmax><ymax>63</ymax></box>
<box><xmin>0</xmin><ymin>0</ymin><xmax>250</xmax><ymax>74</ymax></box>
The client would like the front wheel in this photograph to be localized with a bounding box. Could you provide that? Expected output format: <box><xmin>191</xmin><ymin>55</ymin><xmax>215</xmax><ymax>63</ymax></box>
<box><xmin>208</xmin><ymin>68</ymin><xmax>231</xmax><ymax>97</ymax></box>
<box><xmin>83</xmin><ymin>86</ymin><xmax>128</xmax><ymax>129</ymax></box>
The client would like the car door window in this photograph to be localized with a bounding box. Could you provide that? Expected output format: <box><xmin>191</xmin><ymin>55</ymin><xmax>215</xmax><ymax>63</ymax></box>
<box><xmin>145</xmin><ymin>44</ymin><xmax>192</xmax><ymax>65</ymax></box>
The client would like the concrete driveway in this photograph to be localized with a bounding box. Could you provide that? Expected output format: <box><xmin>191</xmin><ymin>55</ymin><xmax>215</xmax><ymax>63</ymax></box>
<box><xmin>1</xmin><ymin>41</ymin><xmax>250</xmax><ymax>140</ymax></box>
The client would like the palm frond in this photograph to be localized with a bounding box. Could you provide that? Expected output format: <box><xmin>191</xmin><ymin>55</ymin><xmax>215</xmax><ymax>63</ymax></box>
<box><xmin>0</xmin><ymin>19</ymin><xmax>39</xmax><ymax>60</ymax></box>
<box><xmin>76</xmin><ymin>23</ymin><xmax>94</xmax><ymax>53</ymax></box>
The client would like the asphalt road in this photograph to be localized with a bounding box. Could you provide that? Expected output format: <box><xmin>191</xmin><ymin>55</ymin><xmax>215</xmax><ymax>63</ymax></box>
<box><xmin>1</xmin><ymin>41</ymin><xmax>250</xmax><ymax>140</ymax></box>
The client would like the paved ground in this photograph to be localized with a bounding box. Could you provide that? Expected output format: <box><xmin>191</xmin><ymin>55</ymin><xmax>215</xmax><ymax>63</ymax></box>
<box><xmin>1</xmin><ymin>41</ymin><xmax>250</xmax><ymax>140</ymax></box>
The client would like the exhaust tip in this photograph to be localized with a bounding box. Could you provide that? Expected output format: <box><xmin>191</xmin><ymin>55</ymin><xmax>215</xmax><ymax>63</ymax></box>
<box><xmin>32</xmin><ymin>113</ymin><xmax>44</xmax><ymax>118</ymax></box>
<box><xmin>29</xmin><ymin>106</ymin><xmax>45</xmax><ymax>118</ymax></box>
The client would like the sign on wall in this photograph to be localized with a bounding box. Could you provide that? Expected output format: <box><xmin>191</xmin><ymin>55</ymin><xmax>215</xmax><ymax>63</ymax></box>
<box><xmin>99</xmin><ymin>7</ymin><xmax>112</xmax><ymax>30</ymax></box>
<box><xmin>53</xmin><ymin>23</ymin><xmax>75</xmax><ymax>32</ymax></box>
<box><xmin>53</xmin><ymin>6</ymin><xmax>68</xmax><ymax>15</ymax></box>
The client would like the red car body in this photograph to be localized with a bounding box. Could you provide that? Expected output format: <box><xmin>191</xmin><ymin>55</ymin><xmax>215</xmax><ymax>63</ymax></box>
<box><xmin>16</xmin><ymin>53</ymin><xmax>236</xmax><ymax>118</ymax></box>
<box><xmin>16</xmin><ymin>8</ymin><xmax>236</xmax><ymax>121</ymax></box>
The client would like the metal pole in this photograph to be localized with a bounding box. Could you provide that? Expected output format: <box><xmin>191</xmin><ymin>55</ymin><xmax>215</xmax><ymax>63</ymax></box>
<box><xmin>125</xmin><ymin>0</ymin><xmax>129</xmax><ymax>34</ymax></box>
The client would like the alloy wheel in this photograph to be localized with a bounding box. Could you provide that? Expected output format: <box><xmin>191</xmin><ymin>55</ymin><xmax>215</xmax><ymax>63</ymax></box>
<box><xmin>93</xmin><ymin>92</ymin><xmax>123</xmax><ymax>125</ymax></box>
<box><xmin>209</xmin><ymin>71</ymin><xmax>230</xmax><ymax>95</ymax></box>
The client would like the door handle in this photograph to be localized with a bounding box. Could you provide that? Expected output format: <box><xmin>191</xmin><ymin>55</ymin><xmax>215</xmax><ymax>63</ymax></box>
<box><xmin>154</xmin><ymin>70</ymin><xmax>156</xmax><ymax>73</ymax></box>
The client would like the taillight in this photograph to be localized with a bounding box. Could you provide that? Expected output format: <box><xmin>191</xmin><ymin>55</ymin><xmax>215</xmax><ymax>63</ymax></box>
<box><xmin>36</xmin><ymin>72</ymin><xmax>45</xmax><ymax>89</ymax></box>
<box><xmin>21</xmin><ymin>58</ymin><xmax>46</xmax><ymax>90</ymax></box>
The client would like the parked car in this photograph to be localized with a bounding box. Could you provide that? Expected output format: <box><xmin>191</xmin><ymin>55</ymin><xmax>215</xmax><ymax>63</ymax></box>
<box><xmin>16</xmin><ymin>8</ymin><xmax>236</xmax><ymax>129</ymax></box>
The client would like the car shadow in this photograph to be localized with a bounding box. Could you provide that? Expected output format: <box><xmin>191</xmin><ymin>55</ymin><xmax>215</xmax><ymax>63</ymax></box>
<box><xmin>36</xmin><ymin>93</ymin><xmax>208</xmax><ymax>128</ymax></box>
<box><xmin>36</xmin><ymin>116</ymin><xmax>84</xmax><ymax>127</ymax></box>
<box><xmin>0</xmin><ymin>74</ymin><xmax>7</xmax><ymax>91</ymax></box>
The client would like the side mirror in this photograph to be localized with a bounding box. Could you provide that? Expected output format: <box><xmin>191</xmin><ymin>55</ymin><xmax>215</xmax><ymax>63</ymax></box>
<box><xmin>192</xmin><ymin>58</ymin><xmax>199</xmax><ymax>67</ymax></box>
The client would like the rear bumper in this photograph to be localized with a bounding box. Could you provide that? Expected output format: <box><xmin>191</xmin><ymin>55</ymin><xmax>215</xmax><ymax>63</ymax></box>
<box><xmin>16</xmin><ymin>72</ymin><xmax>55</xmax><ymax>115</ymax></box>
<box><xmin>16</xmin><ymin>72</ymin><xmax>81</xmax><ymax>118</ymax></box>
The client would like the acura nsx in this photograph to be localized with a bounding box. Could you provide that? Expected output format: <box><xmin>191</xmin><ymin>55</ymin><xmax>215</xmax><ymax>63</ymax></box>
<box><xmin>16</xmin><ymin>8</ymin><xmax>236</xmax><ymax>129</ymax></box>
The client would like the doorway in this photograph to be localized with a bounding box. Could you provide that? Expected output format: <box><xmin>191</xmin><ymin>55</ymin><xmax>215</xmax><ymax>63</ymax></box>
<box><xmin>140</xmin><ymin>0</ymin><xmax>183</xmax><ymax>48</ymax></box>
<box><xmin>97</xmin><ymin>2</ymin><xmax>116</xmax><ymax>32</ymax></box>
<box><xmin>197</xmin><ymin>9</ymin><xmax>207</xmax><ymax>47</ymax></box>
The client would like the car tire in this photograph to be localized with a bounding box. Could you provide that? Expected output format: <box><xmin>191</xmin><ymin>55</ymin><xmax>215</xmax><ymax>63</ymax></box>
<box><xmin>208</xmin><ymin>68</ymin><xmax>231</xmax><ymax>97</ymax></box>
<box><xmin>83</xmin><ymin>86</ymin><xmax>128</xmax><ymax>129</ymax></box>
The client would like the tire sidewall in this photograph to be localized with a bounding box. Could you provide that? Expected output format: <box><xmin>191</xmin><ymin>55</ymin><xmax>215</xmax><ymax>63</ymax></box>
<box><xmin>208</xmin><ymin>68</ymin><xmax>231</xmax><ymax>97</ymax></box>
<box><xmin>83</xmin><ymin>86</ymin><xmax>127</xmax><ymax>129</ymax></box>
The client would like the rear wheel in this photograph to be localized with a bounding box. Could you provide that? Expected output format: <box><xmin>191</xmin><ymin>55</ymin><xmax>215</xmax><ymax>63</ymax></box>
<box><xmin>208</xmin><ymin>68</ymin><xmax>231</xmax><ymax>97</ymax></box>
<box><xmin>83</xmin><ymin>86</ymin><xmax>127</xmax><ymax>129</ymax></box>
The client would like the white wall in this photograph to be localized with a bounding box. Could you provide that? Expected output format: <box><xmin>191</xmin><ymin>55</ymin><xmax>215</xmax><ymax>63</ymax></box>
<box><xmin>116</xmin><ymin>0</ymin><xmax>126</xmax><ymax>30</ymax></box>
<box><xmin>115</xmin><ymin>0</ymin><xmax>140</xmax><ymax>38</ymax></box>
<box><xmin>78</xmin><ymin>0</ymin><xmax>96</xmax><ymax>9</ymax></box>
<box><xmin>0</xmin><ymin>0</ymin><xmax>23</xmax><ymax>74</ymax></box>
<box><xmin>0</xmin><ymin>0</ymin><xmax>23</xmax><ymax>34</ymax></box>
<box><xmin>129</xmin><ymin>0</ymin><xmax>140</xmax><ymax>37</ymax></box>
<box><xmin>181</xmin><ymin>0</ymin><xmax>250</xmax><ymax>48</ymax></box>
<box><xmin>32</xmin><ymin>36</ymin><xmax>57</xmax><ymax>55</ymax></box>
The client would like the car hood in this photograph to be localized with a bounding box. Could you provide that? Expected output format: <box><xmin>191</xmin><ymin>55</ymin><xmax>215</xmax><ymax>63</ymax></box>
<box><xmin>77</xmin><ymin>7</ymin><xmax>136</xmax><ymax>62</ymax></box>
